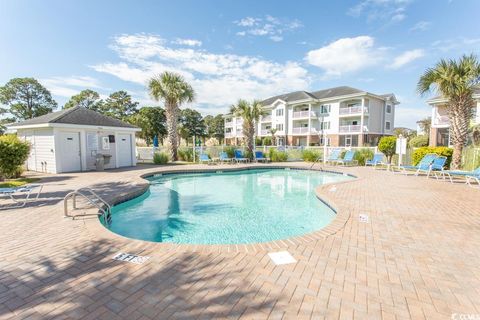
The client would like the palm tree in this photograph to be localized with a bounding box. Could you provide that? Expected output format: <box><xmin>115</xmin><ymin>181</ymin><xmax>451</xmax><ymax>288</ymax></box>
<box><xmin>417</xmin><ymin>54</ymin><xmax>480</xmax><ymax>169</ymax></box>
<box><xmin>268</xmin><ymin>128</ymin><xmax>277</xmax><ymax>146</ymax></box>
<box><xmin>230</xmin><ymin>99</ymin><xmax>264</xmax><ymax>159</ymax></box>
<box><xmin>148</xmin><ymin>72</ymin><xmax>195</xmax><ymax>161</ymax></box>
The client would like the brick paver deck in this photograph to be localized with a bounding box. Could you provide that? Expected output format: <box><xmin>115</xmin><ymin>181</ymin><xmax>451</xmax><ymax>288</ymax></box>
<box><xmin>0</xmin><ymin>163</ymin><xmax>479</xmax><ymax>319</ymax></box>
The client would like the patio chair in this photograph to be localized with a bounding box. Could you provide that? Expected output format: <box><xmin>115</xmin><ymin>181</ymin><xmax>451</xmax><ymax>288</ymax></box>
<box><xmin>439</xmin><ymin>167</ymin><xmax>480</xmax><ymax>185</ymax></box>
<box><xmin>234</xmin><ymin>150</ymin><xmax>249</xmax><ymax>163</ymax></box>
<box><xmin>335</xmin><ymin>150</ymin><xmax>357</xmax><ymax>166</ymax></box>
<box><xmin>219</xmin><ymin>151</ymin><xmax>233</xmax><ymax>164</ymax></box>
<box><xmin>427</xmin><ymin>156</ymin><xmax>447</xmax><ymax>178</ymax></box>
<box><xmin>392</xmin><ymin>153</ymin><xmax>437</xmax><ymax>176</ymax></box>
<box><xmin>365</xmin><ymin>153</ymin><xmax>385</xmax><ymax>168</ymax></box>
<box><xmin>325</xmin><ymin>149</ymin><xmax>342</xmax><ymax>165</ymax></box>
<box><xmin>465</xmin><ymin>172</ymin><xmax>480</xmax><ymax>188</ymax></box>
<box><xmin>254</xmin><ymin>151</ymin><xmax>269</xmax><ymax>163</ymax></box>
<box><xmin>199</xmin><ymin>153</ymin><xmax>213</xmax><ymax>165</ymax></box>
<box><xmin>0</xmin><ymin>184</ymin><xmax>44</xmax><ymax>210</ymax></box>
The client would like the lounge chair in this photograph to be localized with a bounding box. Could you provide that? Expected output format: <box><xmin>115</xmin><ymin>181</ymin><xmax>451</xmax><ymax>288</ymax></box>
<box><xmin>199</xmin><ymin>153</ymin><xmax>213</xmax><ymax>165</ymax></box>
<box><xmin>335</xmin><ymin>150</ymin><xmax>357</xmax><ymax>166</ymax></box>
<box><xmin>254</xmin><ymin>151</ymin><xmax>269</xmax><ymax>163</ymax></box>
<box><xmin>219</xmin><ymin>151</ymin><xmax>233</xmax><ymax>164</ymax></box>
<box><xmin>392</xmin><ymin>153</ymin><xmax>437</xmax><ymax>175</ymax></box>
<box><xmin>0</xmin><ymin>184</ymin><xmax>43</xmax><ymax>209</ymax></box>
<box><xmin>439</xmin><ymin>167</ymin><xmax>480</xmax><ymax>185</ymax></box>
<box><xmin>427</xmin><ymin>156</ymin><xmax>447</xmax><ymax>178</ymax></box>
<box><xmin>234</xmin><ymin>150</ymin><xmax>249</xmax><ymax>163</ymax></box>
<box><xmin>365</xmin><ymin>153</ymin><xmax>385</xmax><ymax>168</ymax></box>
<box><xmin>325</xmin><ymin>149</ymin><xmax>341</xmax><ymax>165</ymax></box>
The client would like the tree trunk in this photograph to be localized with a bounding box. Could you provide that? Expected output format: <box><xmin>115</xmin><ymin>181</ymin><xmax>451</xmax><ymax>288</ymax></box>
<box><xmin>165</xmin><ymin>102</ymin><xmax>179</xmax><ymax>161</ymax></box>
<box><xmin>448</xmin><ymin>97</ymin><xmax>472</xmax><ymax>170</ymax></box>
<box><xmin>243</xmin><ymin>121</ymin><xmax>255</xmax><ymax>159</ymax></box>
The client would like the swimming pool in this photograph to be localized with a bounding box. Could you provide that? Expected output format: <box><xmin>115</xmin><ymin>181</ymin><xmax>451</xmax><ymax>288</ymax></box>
<box><xmin>103</xmin><ymin>168</ymin><xmax>353</xmax><ymax>244</ymax></box>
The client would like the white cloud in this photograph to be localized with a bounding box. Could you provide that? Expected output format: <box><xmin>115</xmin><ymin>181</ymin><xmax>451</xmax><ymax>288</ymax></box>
<box><xmin>410</xmin><ymin>21</ymin><xmax>431</xmax><ymax>32</ymax></box>
<box><xmin>91</xmin><ymin>34</ymin><xmax>310</xmax><ymax>110</ymax></box>
<box><xmin>41</xmin><ymin>76</ymin><xmax>104</xmax><ymax>98</ymax></box>
<box><xmin>306</xmin><ymin>36</ymin><xmax>384</xmax><ymax>76</ymax></box>
<box><xmin>389</xmin><ymin>49</ymin><xmax>425</xmax><ymax>69</ymax></box>
<box><xmin>348</xmin><ymin>0</ymin><xmax>412</xmax><ymax>23</ymax></box>
<box><xmin>172</xmin><ymin>38</ymin><xmax>202</xmax><ymax>47</ymax></box>
<box><xmin>233</xmin><ymin>15</ymin><xmax>302</xmax><ymax>42</ymax></box>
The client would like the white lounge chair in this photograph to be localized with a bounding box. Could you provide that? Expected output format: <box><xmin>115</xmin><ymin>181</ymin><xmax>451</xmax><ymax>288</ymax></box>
<box><xmin>0</xmin><ymin>184</ymin><xmax>43</xmax><ymax>209</ymax></box>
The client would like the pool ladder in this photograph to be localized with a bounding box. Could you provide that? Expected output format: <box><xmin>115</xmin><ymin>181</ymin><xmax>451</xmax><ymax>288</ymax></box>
<box><xmin>64</xmin><ymin>187</ymin><xmax>112</xmax><ymax>224</ymax></box>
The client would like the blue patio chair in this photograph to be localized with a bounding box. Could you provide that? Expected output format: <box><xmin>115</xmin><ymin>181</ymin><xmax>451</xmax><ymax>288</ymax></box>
<box><xmin>440</xmin><ymin>166</ymin><xmax>480</xmax><ymax>186</ymax></box>
<box><xmin>234</xmin><ymin>150</ymin><xmax>249</xmax><ymax>163</ymax></box>
<box><xmin>393</xmin><ymin>153</ymin><xmax>437</xmax><ymax>175</ymax></box>
<box><xmin>0</xmin><ymin>184</ymin><xmax>44</xmax><ymax>210</ymax></box>
<box><xmin>199</xmin><ymin>153</ymin><xmax>212</xmax><ymax>165</ymax></box>
<box><xmin>365</xmin><ymin>153</ymin><xmax>385</xmax><ymax>168</ymax></box>
<box><xmin>254</xmin><ymin>151</ymin><xmax>269</xmax><ymax>163</ymax></box>
<box><xmin>428</xmin><ymin>156</ymin><xmax>447</xmax><ymax>178</ymax></box>
<box><xmin>336</xmin><ymin>150</ymin><xmax>357</xmax><ymax>166</ymax></box>
<box><xmin>325</xmin><ymin>149</ymin><xmax>342</xmax><ymax>165</ymax></box>
<box><xmin>219</xmin><ymin>151</ymin><xmax>233</xmax><ymax>164</ymax></box>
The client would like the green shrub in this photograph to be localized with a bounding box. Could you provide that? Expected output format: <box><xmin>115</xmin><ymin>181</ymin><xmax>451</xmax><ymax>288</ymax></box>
<box><xmin>378</xmin><ymin>136</ymin><xmax>396</xmax><ymax>163</ymax></box>
<box><xmin>153</xmin><ymin>152</ymin><xmax>169</xmax><ymax>165</ymax></box>
<box><xmin>223</xmin><ymin>146</ymin><xmax>235</xmax><ymax>158</ymax></box>
<box><xmin>0</xmin><ymin>135</ymin><xmax>30</xmax><ymax>179</ymax></box>
<box><xmin>263</xmin><ymin>137</ymin><xmax>272</xmax><ymax>146</ymax></box>
<box><xmin>302</xmin><ymin>149</ymin><xmax>321</xmax><ymax>162</ymax></box>
<box><xmin>178</xmin><ymin>148</ymin><xmax>194</xmax><ymax>162</ymax></box>
<box><xmin>255</xmin><ymin>137</ymin><xmax>262</xmax><ymax>146</ymax></box>
<box><xmin>268</xmin><ymin>148</ymin><xmax>288</xmax><ymax>162</ymax></box>
<box><xmin>412</xmin><ymin>146</ymin><xmax>453</xmax><ymax>168</ymax></box>
<box><xmin>409</xmin><ymin>135</ymin><xmax>429</xmax><ymax>148</ymax></box>
<box><xmin>354</xmin><ymin>148</ymin><xmax>374</xmax><ymax>166</ymax></box>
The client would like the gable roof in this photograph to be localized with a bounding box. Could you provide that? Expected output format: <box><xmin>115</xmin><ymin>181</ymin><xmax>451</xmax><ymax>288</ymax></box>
<box><xmin>8</xmin><ymin>107</ymin><xmax>138</xmax><ymax>129</ymax></box>
<box><xmin>428</xmin><ymin>85</ymin><xmax>480</xmax><ymax>103</ymax></box>
<box><xmin>260</xmin><ymin>91</ymin><xmax>317</xmax><ymax>106</ymax></box>
<box><xmin>310</xmin><ymin>86</ymin><xmax>364</xmax><ymax>99</ymax></box>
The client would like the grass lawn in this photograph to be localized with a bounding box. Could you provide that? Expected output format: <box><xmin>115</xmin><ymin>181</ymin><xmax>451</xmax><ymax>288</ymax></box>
<box><xmin>0</xmin><ymin>178</ymin><xmax>41</xmax><ymax>188</ymax></box>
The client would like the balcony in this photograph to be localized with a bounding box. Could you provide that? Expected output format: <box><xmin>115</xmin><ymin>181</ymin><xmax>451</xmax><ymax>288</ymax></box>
<box><xmin>261</xmin><ymin>115</ymin><xmax>272</xmax><ymax>122</ymax></box>
<box><xmin>339</xmin><ymin>106</ymin><xmax>368</xmax><ymax>116</ymax></box>
<box><xmin>292</xmin><ymin>127</ymin><xmax>317</xmax><ymax>135</ymax></box>
<box><xmin>225</xmin><ymin>132</ymin><xmax>234</xmax><ymax>137</ymax></box>
<box><xmin>434</xmin><ymin>115</ymin><xmax>449</xmax><ymax>126</ymax></box>
<box><xmin>225</xmin><ymin>121</ymin><xmax>234</xmax><ymax>127</ymax></box>
<box><xmin>292</xmin><ymin>111</ymin><xmax>317</xmax><ymax>119</ymax></box>
<box><xmin>339</xmin><ymin>125</ymin><xmax>361</xmax><ymax>133</ymax></box>
<box><xmin>260</xmin><ymin>129</ymin><xmax>270</xmax><ymax>136</ymax></box>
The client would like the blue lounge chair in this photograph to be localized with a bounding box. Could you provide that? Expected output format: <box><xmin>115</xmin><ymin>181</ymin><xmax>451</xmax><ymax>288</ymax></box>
<box><xmin>0</xmin><ymin>184</ymin><xmax>43</xmax><ymax>210</ymax></box>
<box><xmin>234</xmin><ymin>150</ymin><xmax>249</xmax><ymax>163</ymax></box>
<box><xmin>365</xmin><ymin>153</ymin><xmax>385</xmax><ymax>168</ymax></box>
<box><xmin>219</xmin><ymin>151</ymin><xmax>233</xmax><ymax>164</ymax></box>
<box><xmin>199</xmin><ymin>153</ymin><xmax>213</xmax><ymax>165</ymax></box>
<box><xmin>325</xmin><ymin>149</ymin><xmax>341</xmax><ymax>165</ymax></box>
<box><xmin>254</xmin><ymin>151</ymin><xmax>269</xmax><ymax>163</ymax></box>
<box><xmin>336</xmin><ymin>150</ymin><xmax>357</xmax><ymax>166</ymax></box>
<box><xmin>427</xmin><ymin>156</ymin><xmax>447</xmax><ymax>178</ymax></box>
<box><xmin>440</xmin><ymin>167</ymin><xmax>480</xmax><ymax>186</ymax></box>
<box><xmin>393</xmin><ymin>153</ymin><xmax>437</xmax><ymax>175</ymax></box>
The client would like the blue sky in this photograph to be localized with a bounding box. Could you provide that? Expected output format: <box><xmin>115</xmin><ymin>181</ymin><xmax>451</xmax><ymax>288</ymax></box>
<box><xmin>1</xmin><ymin>0</ymin><xmax>479</xmax><ymax>128</ymax></box>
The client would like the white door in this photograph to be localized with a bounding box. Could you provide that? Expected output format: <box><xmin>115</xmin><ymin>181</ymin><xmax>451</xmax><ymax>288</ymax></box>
<box><xmin>24</xmin><ymin>133</ymin><xmax>36</xmax><ymax>171</ymax></box>
<box><xmin>117</xmin><ymin>134</ymin><xmax>132</xmax><ymax>167</ymax></box>
<box><xmin>59</xmin><ymin>132</ymin><xmax>81</xmax><ymax>172</ymax></box>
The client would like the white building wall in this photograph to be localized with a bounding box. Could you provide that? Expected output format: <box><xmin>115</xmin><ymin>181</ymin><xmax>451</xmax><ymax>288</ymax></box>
<box><xmin>18</xmin><ymin>128</ymin><xmax>57</xmax><ymax>173</ymax></box>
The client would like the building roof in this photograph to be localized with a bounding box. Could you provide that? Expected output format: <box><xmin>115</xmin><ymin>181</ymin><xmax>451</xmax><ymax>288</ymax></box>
<box><xmin>9</xmin><ymin>107</ymin><xmax>138</xmax><ymax>129</ymax></box>
<box><xmin>428</xmin><ymin>85</ymin><xmax>480</xmax><ymax>102</ymax></box>
<box><xmin>260</xmin><ymin>86</ymin><xmax>394</xmax><ymax>106</ymax></box>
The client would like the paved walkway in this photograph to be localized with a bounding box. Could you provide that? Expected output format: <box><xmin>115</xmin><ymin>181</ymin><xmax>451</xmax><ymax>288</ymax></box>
<box><xmin>0</xmin><ymin>163</ymin><xmax>479</xmax><ymax>319</ymax></box>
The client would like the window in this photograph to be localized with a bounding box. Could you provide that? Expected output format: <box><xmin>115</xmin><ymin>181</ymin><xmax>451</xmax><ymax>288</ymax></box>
<box><xmin>320</xmin><ymin>121</ymin><xmax>330</xmax><ymax>130</ymax></box>
<box><xmin>339</xmin><ymin>135</ymin><xmax>359</xmax><ymax>147</ymax></box>
<box><xmin>385</xmin><ymin>121</ymin><xmax>391</xmax><ymax>130</ymax></box>
<box><xmin>320</xmin><ymin>104</ymin><xmax>331</xmax><ymax>114</ymax></box>
<box><xmin>276</xmin><ymin>124</ymin><xmax>284</xmax><ymax>131</ymax></box>
<box><xmin>386</xmin><ymin>105</ymin><xmax>392</xmax><ymax>113</ymax></box>
<box><xmin>300</xmin><ymin>123</ymin><xmax>308</xmax><ymax>127</ymax></box>
<box><xmin>320</xmin><ymin>137</ymin><xmax>330</xmax><ymax>146</ymax></box>
<box><xmin>275</xmin><ymin>109</ymin><xmax>284</xmax><ymax>116</ymax></box>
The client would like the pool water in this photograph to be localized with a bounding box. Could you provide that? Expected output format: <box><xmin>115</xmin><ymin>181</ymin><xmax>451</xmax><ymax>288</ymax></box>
<box><xmin>104</xmin><ymin>169</ymin><xmax>352</xmax><ymax>244</ymax></box>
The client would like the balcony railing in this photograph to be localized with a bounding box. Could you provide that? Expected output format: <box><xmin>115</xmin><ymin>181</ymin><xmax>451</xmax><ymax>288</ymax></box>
<box><xmin>434</xmin><ymin>115</ymin><xmax>449</xmax><ymax>126</ymax></box>
<box><xmin>225</xmin><ymin>132</ymin><xmax>234</xmax><ymax>137</ymax></box>
<box><xmin>261</xmin><ymin>115</ymin><xmax>272</xmax><ymax>122</ymax></box>
<box><xmin>260</xmin><ymin>129</ymin><xmax>270</xmax><ymax>136</ymax></box>
<box><xmin>292</xmin><ymin>127</ymin><xmax>317</xmax><ymax>134</ymax></box>
<box><xmin>292</xmin><ymin>111</ymin><xmax>317</xmax><ymax>118</ymax></box>
<box><xmin>339</xmin><ymin>125</ymin><xmax>361</xmax><ymax>133</ymax></box>
<box><xmin>339</xmin><ymin>106</ymin><xmax>368</xmax><ymax>115</ymax></box>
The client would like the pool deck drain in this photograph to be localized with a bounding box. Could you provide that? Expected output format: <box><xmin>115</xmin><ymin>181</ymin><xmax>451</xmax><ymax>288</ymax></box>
<box><xmin>268</xmin><ymin>251</ymin><xmax>297</xmax><ymax>265</ymax></box>
<box><xmin>112</xmin><ymin>252</ymin><xmax>150</xmax><ymax>264</ymax></box>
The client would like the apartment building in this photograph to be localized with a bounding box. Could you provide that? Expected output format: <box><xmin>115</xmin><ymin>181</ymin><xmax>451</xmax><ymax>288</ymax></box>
<box><xmin>224</xmin><ymin>86</ymin><xmax>398</xmax><ymax>147</ymax></box>
<box><xmin>427</xmin><ymin>86</ymin><xmax>480</xmax><ymax>146</ymax></box>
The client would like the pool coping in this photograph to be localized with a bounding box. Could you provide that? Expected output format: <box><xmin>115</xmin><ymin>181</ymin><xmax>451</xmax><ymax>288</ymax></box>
<box><xmin>81</xmin><ymin>164</ymin><xmax>360</xmax><ymax>253</ymax></box>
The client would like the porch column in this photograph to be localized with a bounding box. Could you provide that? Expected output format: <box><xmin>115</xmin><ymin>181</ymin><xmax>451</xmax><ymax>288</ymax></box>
<box><xmin>307</xmin><ymin>103</ymin><xmax>311</xmax><ymax>146</ymax></box>
<box><xmin>360</xmin><ymin>98</ymin><xmax>365</xmax><ymax>146</ymax></box>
